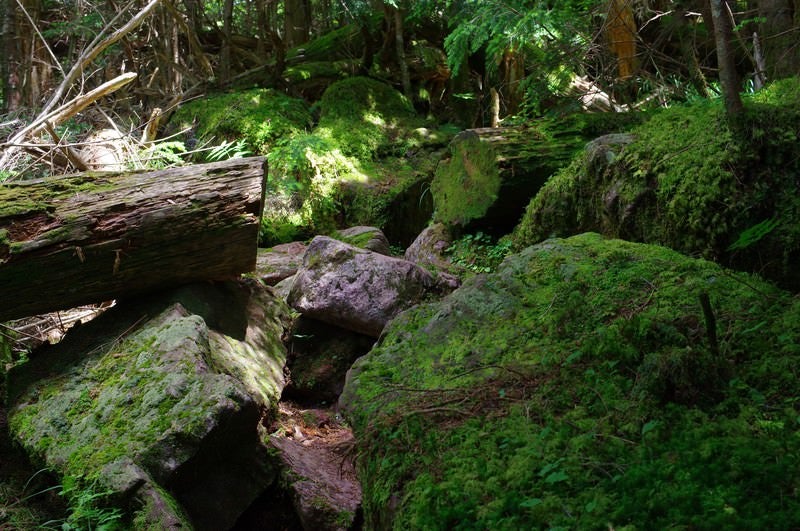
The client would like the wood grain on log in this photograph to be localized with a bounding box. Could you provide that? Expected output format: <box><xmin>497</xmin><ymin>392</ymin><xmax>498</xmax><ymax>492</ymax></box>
<box><xmin>0</xmin><ymin>157</ymin><xmax>266</xmax><ymax>322</ymax></box>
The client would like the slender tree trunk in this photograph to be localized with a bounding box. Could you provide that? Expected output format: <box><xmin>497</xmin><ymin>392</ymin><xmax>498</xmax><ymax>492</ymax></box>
<box><xmin>675</xmin><ymin>7</ymin><xmax>710</xmax><ymax>97</ymax></box>
<box><xmin>221</xmin><ymin>0</ymin><xmax>234</xmax><ymax>84</ymax></box>
<box><xmin>1</xmin><ymin>0</ymin><xmax>17</xmax><ymax>112</ymax></box>
<box><xmin>393</xmin><ymin>5</ymin><xmax>411</xmax><ymax>99</ymax></box>
<box><xmin>710</xmin><ymin>0</ymin><xmax>743</xmax><ymax>118</ymax></box>
<box><xmin>284</xmin><ymin>0</ymin><xmax>309</xmax><ymax>48</ymax></box>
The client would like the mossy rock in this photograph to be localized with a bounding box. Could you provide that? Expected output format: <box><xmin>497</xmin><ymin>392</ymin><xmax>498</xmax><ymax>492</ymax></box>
<box><xmin>340</xmin><ymin>233</ymin><xmax>800</xmax><ymax>529</ymax></box>
<box><xmin>513</xmin><ymin>78</ymin><xmax>800</xmax><ymax>290</ymax></box>
<box><xmin>315</xmin><ymin>76</ymin><xmax>418</xmax><ymax>160</ymax></box>
<box><xmin>7</xmin><ymin>280</ymin><xmax>290</xmax><ymax>529</ymax></box>
<box><xmin>169</xmin><ymin>88</ymin><xmax>312</xmax><ymax>156</ymax></box>
<box><xmin>431</xmin><ymin>130</ymin><xmax>500</xmax><ymax>228</ymax></box>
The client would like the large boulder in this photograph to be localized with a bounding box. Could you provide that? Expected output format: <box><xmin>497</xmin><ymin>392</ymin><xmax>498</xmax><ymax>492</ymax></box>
<box><xmin>340</xmin><ymin>233</ymin><xmax>800</xmax><ymax>529</ymax></box>
<box><xmin>430</xmin><ymin>127</ymin><xmax>581</xmax><ymax>235</ymax></box>
<box><xmin>7</xmin><ymin>279</ymin><xmax>291</xmax><ymax>530</ymax></box>
<box><xmin>287</xmin><ymin>236</ymin><xmax>436</xmax><ymax>337</ymax></box>
<box><xmin>513</xmin><ymin>79</ymin><xmax>800</xmax><ymax>290</ymax></box>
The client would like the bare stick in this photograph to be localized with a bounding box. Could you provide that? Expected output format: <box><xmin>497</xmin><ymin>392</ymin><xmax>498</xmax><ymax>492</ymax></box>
<box><xmin>43</xmin><ymin>122</ymin><xmax>89</xmax><ymax>171</ymax></box>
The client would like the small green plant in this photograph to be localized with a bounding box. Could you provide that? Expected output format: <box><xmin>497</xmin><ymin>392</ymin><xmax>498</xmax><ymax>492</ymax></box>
<box><xmin>205</xmin><ymin>139</ymin><xmax>251</xmax><ymax>162</ymax></box>
<box><xmin>727</xmin><ymin>217</ymin><xmax>780</xmax><ymax>251</ymax></box>
<box><xmin>140</xmin><ymin>140</ymin><xmax>187</xmax><ymax>169</ymax></box>
<box><xmin>58</xmin><ymin>477</ymin><xmax>124</xmax><ymax>530</ymax></box>
<box><xmin>445</xmin><ymin>232</ymin><xmax>513</xmax><ymax>274</ymax></box>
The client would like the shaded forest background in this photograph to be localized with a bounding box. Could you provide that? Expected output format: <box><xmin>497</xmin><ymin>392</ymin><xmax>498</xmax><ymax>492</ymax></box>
<box><xmin>1</xmin><ymin>0</ymin><xmax>799</xmax><ymax>176</ymax></box>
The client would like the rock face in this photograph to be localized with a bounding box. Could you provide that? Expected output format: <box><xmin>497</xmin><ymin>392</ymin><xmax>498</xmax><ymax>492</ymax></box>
<box><xmin>430</xmin><ymin>127</ymin><xmax>578</xmax><ymax>235</ymax></box>
<box><xmin>256</xmin><ymin>242</ymin><xmax>308</xmax><ymax>285</ymax></box>
<box><xmin>287</xmin><ymin>236</ymin><xmax>436</xmax><ymax>337</ymax></box>
<box><xmin>7</xmin><ymin>280</ymin><xmax>291</xmax><ymax>530</ymax></box>
<box><xmin>268</xmin><ymin>403</ymin><xmax>361</xmax><ymax>531</ymax></box>
<box><xmin>340</xmin><ymin>233</ymin><xmax>800</xmax><ymax>529</ymax></box>
<box><xmin>404</xmin><ymin>222</ymin><xmax>455</xmax><ymax>270</ymax></box>
<box><xmin>283</xmin><ymin>316</ymin><xmax>376</xmax><ymax>403</ymax></box>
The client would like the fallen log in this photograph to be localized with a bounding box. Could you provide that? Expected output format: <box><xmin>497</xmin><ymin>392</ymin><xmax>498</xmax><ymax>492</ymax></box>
<box><xmin>0</xmin><ymin>157</ymin><xmax>266</xmax><ymax>322</ymax></box>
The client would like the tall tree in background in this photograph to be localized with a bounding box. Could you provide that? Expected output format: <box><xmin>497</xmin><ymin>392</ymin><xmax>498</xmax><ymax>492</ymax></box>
<box><xmin>285</xmin><ymin>0</ymin><xmax>311</xmax><ymax>47</ymax></box>
<box><xmin>710</xmin><ymin>0</ymin><xmax>744</xmax><ymax>118</ymax></box>
<box><xmin>759</xmin><ymin>0</ymin><xmax>799</xmax><ymax>81</ymax></box>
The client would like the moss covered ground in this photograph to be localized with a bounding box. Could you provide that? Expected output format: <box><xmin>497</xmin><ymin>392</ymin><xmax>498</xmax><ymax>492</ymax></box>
<box><xmin>513</xmin><ymin>77</ymin><xmax>800</xmax><ymax>289</ymax></box>
<box><xmin>341</xmin><ymin>233</ymin><xmax>800</xmax><ymax>529</ymax></box>
<box><xmin>170</xmin><ymin>88</ymin><xmax>313</xmax><ymax>156</ymax></box>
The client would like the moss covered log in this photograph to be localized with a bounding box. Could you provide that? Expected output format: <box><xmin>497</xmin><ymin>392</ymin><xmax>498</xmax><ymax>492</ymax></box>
<box><xmin>431</xmin><ymin>126</ymin><xmax>585</xmax><ymax>234</ymax></box>
<box><xmin>0</xmin><ymin>157</ymin><xmax>266</xmax><ymax>321</ymax></box>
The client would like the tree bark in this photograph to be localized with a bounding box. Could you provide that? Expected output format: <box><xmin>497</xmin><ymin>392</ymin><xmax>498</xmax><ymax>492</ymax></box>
<box><xmin>0</xmin><ymin>157</ymin><xmax>267</xmax><ymax>322</ymax></box>
<box><xmin>758</xmin><ymin>0</ymin><xmax>797</xmax><ymax>80</ymax></box>
<box><xmin>284</xmin><ymin>0</ymin><xmax>309</xmax><ymax>48</ymax></box>
<box><xmin>710</xmin><ymin>0</ymin><xmax>743</xmax><ymax>119</ymax></box>
<box><xmin>392</xmin><ymin>5</ymin><xmax>412</xmax><ymax>99</ymax></box>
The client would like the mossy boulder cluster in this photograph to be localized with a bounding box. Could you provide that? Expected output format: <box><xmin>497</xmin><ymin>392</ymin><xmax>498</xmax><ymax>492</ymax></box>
<box><xmin>6</xmin><ymin>280</ymin><xmax>290</xmax><ymax>529</ymax></box>
<box><xmin>513</xmin><ymin>78</ymin><xmax>800</xmax><ymax>289</ymax></box>
<box><xmin>340</xmin><ymin>232</ymin><xmax>800</xmax><ymax>529</ymax></box>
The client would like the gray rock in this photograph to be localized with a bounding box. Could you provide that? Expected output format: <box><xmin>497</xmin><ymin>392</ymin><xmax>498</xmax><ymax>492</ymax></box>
<box><xmin>288</xmin><ymin>236</ymin><xmax>435</xmax><ymax>337</ymax></box>
<box><xmin>404</xmin><ymin>222</ymin><xmax>454</xmax><ymax>270</ymax></box>
<box><xmin>256</xmin><ymin>241</ymin><xmax>309</xmax><ymax>285</ymax></box>
<box><xmin>335</xmin><ymin>226</ymin><xmax>392</xmax><ymax>256</ymax></box>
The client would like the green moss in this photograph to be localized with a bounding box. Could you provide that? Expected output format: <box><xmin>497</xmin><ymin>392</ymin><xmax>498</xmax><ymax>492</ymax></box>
<box><xmin>513</xmin><ymin>78</ymin><xmax>800</xmax><ymax>289</ymax></box>
<box><xmin>170</xmin><ymin>88</ymin><xmax>312</xmax><ymax>155</ymax></box>
<box><xmin>431</xmin><ymin>131</ymin><xmax>500</xmax><ymax>228</ymax></box>
<box><xmin>342</xmin><ymin>233</ymin><xmax>800</xmax><ymax>529</ymax></box>
<box><xmin>315</xmin><ymin>77</ymin><xmax>419</xmax><ymax>161</ymax></box>
<box><xmin>7</xmin><ymin>310</ymin><xmax>249</xmax><ymax>525</ymax></box>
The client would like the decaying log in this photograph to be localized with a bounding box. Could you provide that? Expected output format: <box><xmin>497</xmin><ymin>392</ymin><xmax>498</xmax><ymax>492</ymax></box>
<box><xmin>0</xmin><ymin>157</ymin><xmax>266</xmax><ymax>322</ymax></box>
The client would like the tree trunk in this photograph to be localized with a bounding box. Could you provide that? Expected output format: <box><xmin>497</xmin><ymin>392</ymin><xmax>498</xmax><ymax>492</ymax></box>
<box><xmin>284</xmin><ymin>0</ymin><xmax>309</xmax><ymax>48</ymax></box>
<box><xmin>0</xmin><ymin>157</ymin><xmax>267</xmax><ymax>322</ymax></box>
<box><xmin>710</xmin><ymin>0</ymin><xmax>743</xmax><ymax>119</ymax></box>
<box><xmin>759</xmin><ymin>0</ymin><xmax>797</xmax><ymax>80</ymax></box>
<box><xmin>221</xmin><ymin>0</ymin><xmax>234</xmax><ymax>85</ymax></box>
<box><xmin>392</xmin><ymin>5</ymin><xmax>412</xmax><ymax>99</ymax></box>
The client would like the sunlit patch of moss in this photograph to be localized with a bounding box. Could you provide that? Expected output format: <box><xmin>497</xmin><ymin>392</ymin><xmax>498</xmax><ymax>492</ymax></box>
<box><xmin>342</xmin><ymin>233</ymin><xmax>800</xmax><ymax>529</ymax></box>
<box><xmin>170</xmin><ymin>88</ymin><xmax>312</xmax><ymax>156</ymax></box>
<box><xmin>315</xmin><ymin>77</ymin><xmax>422</xmax><ymax>160</ymax></box>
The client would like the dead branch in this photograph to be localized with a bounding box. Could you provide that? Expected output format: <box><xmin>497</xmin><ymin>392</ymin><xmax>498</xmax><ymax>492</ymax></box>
<box><xmin>43</xmin><ymin>122</ymin><xmax>89</xmax><ymax>171</ymax></box>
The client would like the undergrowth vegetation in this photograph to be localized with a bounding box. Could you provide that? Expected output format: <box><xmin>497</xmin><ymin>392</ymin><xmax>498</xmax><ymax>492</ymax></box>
<box><xmin>341</xmin><ymin>233</ymin><xmax>800</xmax><ymax>529</ymax></box>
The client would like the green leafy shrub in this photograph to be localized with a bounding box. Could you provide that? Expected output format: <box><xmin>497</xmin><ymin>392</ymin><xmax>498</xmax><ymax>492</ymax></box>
<box><xmin>444</xmin><ymin>232</ymin><xmax>512</xmax><ymax>274</ymax></box>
